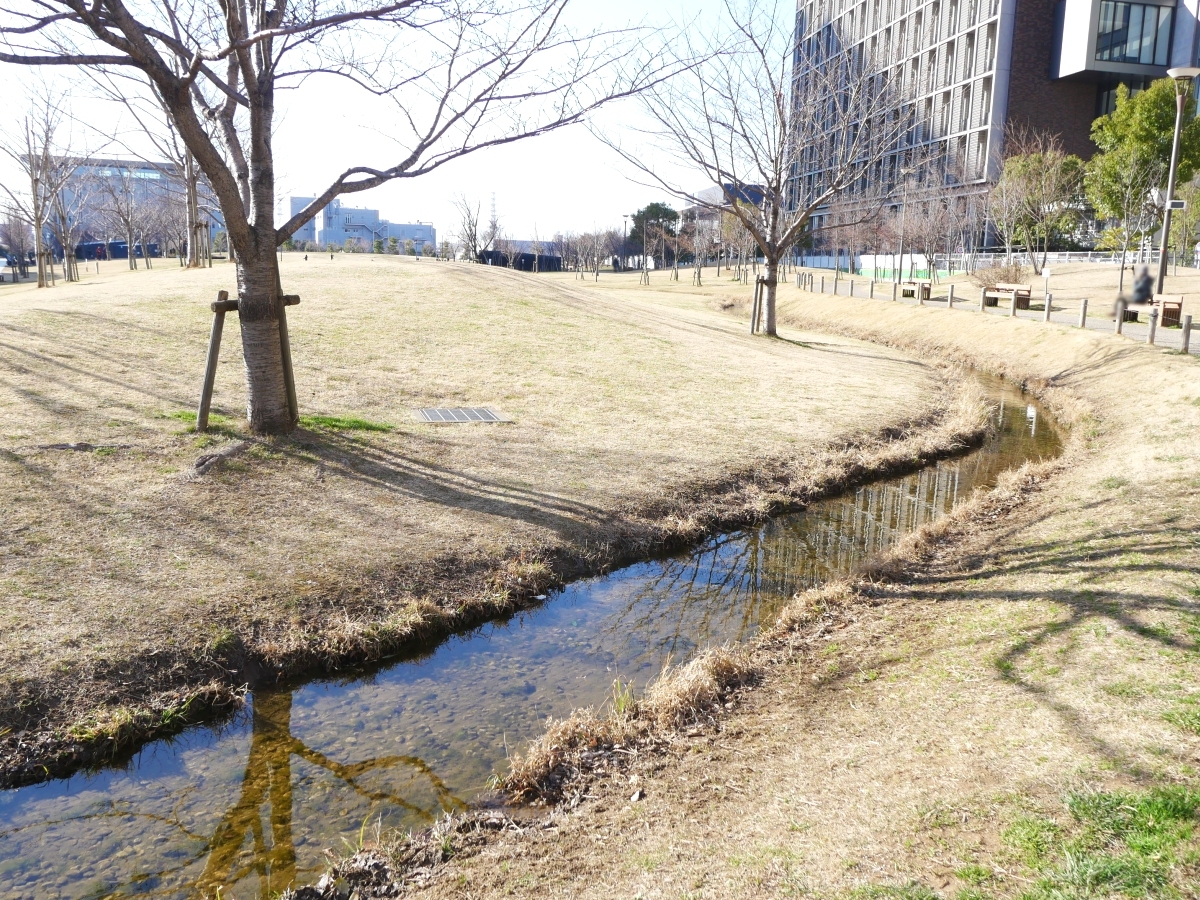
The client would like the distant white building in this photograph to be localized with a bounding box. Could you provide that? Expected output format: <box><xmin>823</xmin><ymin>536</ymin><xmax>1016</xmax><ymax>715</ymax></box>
<box><xmin>287</xmin><ymin>196</ymin><xmax>435</xmax><ymax>251</ymax></box>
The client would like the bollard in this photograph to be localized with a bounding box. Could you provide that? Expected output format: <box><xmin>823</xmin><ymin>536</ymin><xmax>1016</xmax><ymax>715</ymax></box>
<box><xmin>1009</xmin><ymin>293</ymin><xmax>1017</xmax><ymax>317</ymax></box>
<box><xmin>1183</xmin><ymin>314</ymin><xmax>1193</xmax><ymax>353</ymax></box>
<box><xmin>1079</xmin><ymin>297</ymin><xmax>1089</xmax><ymax>328</ymax></box>
<box><xmin>870</xmin><ymin>279</ymin><xmax>875</xmax><ymax>299</ymax></box>
<box><xmin>1043</xmin><ymin>293</ymin><xmax>1052</xmax><ymax>323</ymax></box>
<box><xmin>1115</xmin><ymin>299</ymin><xmax>1126</xmax><ymax>334</ymax></box>
<box><xmin>1147</xmin><ymin>308</ymin><xmax>1158</xmax><ymax>345</ymax></box>
<box><xmin>820</xmin><ymin>276</ymin><xmax>825</xmax><ymax>293</ymax></box>
<box><xmin>979</xmin><ymin>287</ymin><xmax>986</xmax><ymax>311</ymax></box>
<box><xmin>849</xmin><ymin>280</ymin><xmax>854</xmax><ymax>297</ymax></box>
<box><xmin>796</xmin><ymin>272</ymin><xmax>801</xmax><ymax>288</ymax></box>
<box><xmin>918</xmin><ymin>286</ymin><xmax>925</xmax><ymax>306</ymax></box>
<box><xmin>947</xmin><ymin>284</ymin><xmax>955</xmax><ymax>308</ymax></box>
<box><xmin>891</xmin><ymin>282</ymin><xmax>898</xmax><ymax>302</ymax></box>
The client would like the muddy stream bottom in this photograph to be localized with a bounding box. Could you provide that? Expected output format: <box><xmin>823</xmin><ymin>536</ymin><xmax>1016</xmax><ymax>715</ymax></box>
<box><xmin>0</xmin><ymin>379</ymin><xmax>1062</xmax><ymax>899</ymax></box>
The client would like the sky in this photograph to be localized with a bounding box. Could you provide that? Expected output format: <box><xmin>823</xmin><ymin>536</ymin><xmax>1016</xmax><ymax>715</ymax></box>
<box><xmin>0</xmin><ymin>0</ymin><xmax>738</xmax><ymax>243</ymax></box>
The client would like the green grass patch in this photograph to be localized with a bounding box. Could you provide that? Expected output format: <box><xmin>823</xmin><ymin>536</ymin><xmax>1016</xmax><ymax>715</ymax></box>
<box><xmin>299</xmin><ymin>414</ymin><xmax>393</xmax><ymax>432</ymax></box>
<box><xmin>1003</xmin><ymin>814</ymin><xmax>1062</xmax><ymax>867</ymax></box>
<box><xmin>169</xmin><ymin>409</ymin><xmax>231</xmax><ymax>426</ymax></box>
<box><xmin>954</xmin><ymin>865</ymin><xmax>993</xmax><ymax>886</ymax></box>
<box><xmin>1100</xmin><ymin>476</ymin><xmax>1130</xmax><ymax>490</ymax></box>
<box><xmin>1163</xmin><ymin>704</ymin><xmax>1200</xmax><ymax>736</ymax></box>
<box><xmin>848</xmin><ymin>884</ymin><xmax>941</xmax><ymax>900</ymax></box>
<box><xmin>1102</xmin><ymin>680</ymin><xmax>1147</xmax><ymax>700</ymax></box>
<box><xmin>168</xmin><ymin>409</ymin><xmax>236</xmax><ymax>435</ymax></box>
<box><xmin>1014</xmin><ymin>787</ymin><xmax>1200</xmax><ymax>900</ymax></box>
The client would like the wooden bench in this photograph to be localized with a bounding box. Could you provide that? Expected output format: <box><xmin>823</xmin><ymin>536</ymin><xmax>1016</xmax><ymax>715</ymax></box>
<box><xmin>1125</xmin><ymin>293</ymin><xmax>1184</xmax><ymax>327</ymax></box>
<box><xmin>900</xmin><ymin>280</ymin><xmax>931</xmax><ymax>302</ymax></box>
<box><xmin>984</xmin><ymin>282</ymin><xmax>1032</xmax><ymax>309</ymax></box>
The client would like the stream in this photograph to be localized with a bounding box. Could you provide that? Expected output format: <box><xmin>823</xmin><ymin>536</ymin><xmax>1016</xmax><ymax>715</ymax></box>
<box><xmin>0</xmin><ymin>377</ymin><xmax>1062</xmax><ymax>899</ymax></box>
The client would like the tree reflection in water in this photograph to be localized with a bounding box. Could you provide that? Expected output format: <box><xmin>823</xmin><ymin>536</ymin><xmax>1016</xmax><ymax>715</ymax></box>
<box><xmin>0</xmin><ymin>690</ymin><xmax>465</xmax><ymax>899</ymax></box>
<box><xmin>197</xmin><ymin>690</ymin><xmax>465</xmax><ymax>897</ymax></box>
<box><xmin>602</xmin><ymin>459</ymin><xmax>974</xmax><ymax>666</ymax></box>
<box><xmin>599</xmin><ymin>389</ymin><xmax>1059</xmax><ymax>670</ymax></box>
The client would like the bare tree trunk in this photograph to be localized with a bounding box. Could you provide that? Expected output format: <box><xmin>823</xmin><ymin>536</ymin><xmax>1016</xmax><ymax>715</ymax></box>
<box><xmin>764</xmin><ymin>257</ymin><xmax>778</xmax><ymax>336</ymax></box>
<box><xmin>33</xmin><ymin>224</ymin><xmax>47</xmax><ymax>288</ymax></box>
<box><xmin>127</xmin><ymin>225</ymin><xmax>137</xmax><ymax>270</ymax></box>
<box><xmin>237</xmin><ymin>252</ymin><xmax>293</xmax><ymax>433</ymax></box>
<box><xmin>186</xmin><ymin>153</ymin><xmax>201</xmax><ymax>268</ymax></box>
<box><xmin>1119</xmin><ymin>244</ymin><xmax>1128</xmax><ymax>295</ymax></box>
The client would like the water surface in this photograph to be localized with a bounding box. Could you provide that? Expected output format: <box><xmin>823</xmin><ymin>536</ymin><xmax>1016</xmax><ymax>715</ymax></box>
<box><xmin>0</xmin><ymin>379</ymin><xmax>1061</xmax><ymax>899</ymax></box>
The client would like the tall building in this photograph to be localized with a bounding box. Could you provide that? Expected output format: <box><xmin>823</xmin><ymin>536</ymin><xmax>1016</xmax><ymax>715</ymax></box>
<box><xmin>795</xmin><ymin>0</ymin><xmax>1200</xmax><ymax>206</ymax></box>
<box><xmin>57</xmin><ymin>157</ymin><xmax>223</xmax><ymax>253</ymax></box>
<box><xmin>287</xmin><ymin>197</ymin><xmax>436</xmax><ymax>251</ymax></box>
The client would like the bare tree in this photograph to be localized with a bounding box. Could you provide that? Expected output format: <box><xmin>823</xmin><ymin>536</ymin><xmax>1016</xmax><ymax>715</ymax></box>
<box><xmin>2</xmin><ymin>0</ymin><xmax>677</xmax><ymax>433</ymax></box>
<box><xmin>0</xmin><ymin>213</ymin><xmax>34</xmax><ymax>276</ymax></box>
<box><xmin>48</xmin><ymin>163</ymin><xmax>93</xmax><ymax>280</ymax></box>
<box><xmin>601</xmin><ymin>0</ymin><xmax>908</xmax><ymax>335</ymax></box>
<box><xmin>93</xmin><ymin>163</ymin><xmax>151</xmax><ymax>269</ymax></box>
<box><xmin>0</xmin><ymin>93</ymin><xmax>88</xmax><ymax>287</ymax></box>
<box><xmin>454</xmin><ymin>194</ymin><xmax>482</xmax><ymax>262</ymax></box>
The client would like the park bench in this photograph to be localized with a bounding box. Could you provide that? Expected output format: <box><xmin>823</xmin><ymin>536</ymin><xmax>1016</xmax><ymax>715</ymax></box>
<box><xmin>984</xmin><ymin>282</ymin><xmax>1032</xmax><ymax>309</ymax></box>
<box><xmin>1124</xmin><ymin>293</ymin><xmax>1184</xmax><ymax>327</ymax></box>
<box><xmin>899</xmin><ymin>280</ymin><xmax>931</xmax><ymax>302</ymax></box>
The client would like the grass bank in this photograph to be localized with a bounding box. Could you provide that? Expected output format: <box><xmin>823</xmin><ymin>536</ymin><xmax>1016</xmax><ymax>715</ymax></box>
<box><xmin>313</xmin><ymin>277</ymin><xmax>1200</xmax><ymax>899</ymax></box>
<box><xmin>0</xmin><ymin>259</ymin><xmax>961</xmax><ymax>786</ymax></box>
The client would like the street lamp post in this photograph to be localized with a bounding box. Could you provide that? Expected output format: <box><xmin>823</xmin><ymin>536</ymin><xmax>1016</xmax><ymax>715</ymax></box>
<box><xmin>1158</xmin><ymin>67</ymin><xmax>1200</xmax><ymax>293</ymax></box>
<box><xmin>895</xmin><ymin>166</ymin><xmax>916</xmax><ymax>283</ymax></box>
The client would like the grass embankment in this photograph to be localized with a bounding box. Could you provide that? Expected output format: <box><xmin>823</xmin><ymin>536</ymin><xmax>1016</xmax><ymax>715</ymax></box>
<box><xmin>312</xmin><ymin>271</ymin><xmax>1200</xmax><ymax>899</ymax></box>
<box><xmin>0</xmin><ymin>256</ymin><xmax>964</xmax><ymax>786</ymax></box>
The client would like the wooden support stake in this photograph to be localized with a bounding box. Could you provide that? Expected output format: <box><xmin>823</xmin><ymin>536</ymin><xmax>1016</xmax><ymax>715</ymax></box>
<box><xmin>197</xmin><ymin>290</ymin><xmax>232</xmax><ymax>432</ymax></box>
<box><xmin>276</xmin><ymin>293</ymin><xmax>300</xmax><ymax>426</ymax></box>
<box><xmin>1182</xmin><ymin>314</ymin><xmax>1193</xmax><ymax>353</ymax></box>
<box><xmin>1115</xmin><ymin>300</ymin><xmax>1126</xmax><ymax>334</ymax></box>
<box><xmin>1043</xmin><ymin>293</ymin><xmax>1053</xmax><ymax>322</ymax></box>
<box><xmin>1078</xmin><ymin>297</ymin><xmax>1088</xmax><ymax>328</ymax></box>
<box><xmin>1147</xmin><ymin>308</ymin><xmax>1158</xmax><ymax>345</ymax></box>
<box><xmin>749</xmin><ymin>279</ymin><xmax>760</xmax><ymax>334</ymax></box>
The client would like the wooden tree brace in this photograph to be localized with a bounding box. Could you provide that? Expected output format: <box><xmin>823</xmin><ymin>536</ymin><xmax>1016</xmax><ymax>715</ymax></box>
<box><xmin>197</xmin><ymin>293</ymin><xmax>301</xmax><ymax>432</ymax></box>
<box><xmin>198</xmin><ymin>290</ymin><xmax>231</xmax><ymax>432</ymax></box>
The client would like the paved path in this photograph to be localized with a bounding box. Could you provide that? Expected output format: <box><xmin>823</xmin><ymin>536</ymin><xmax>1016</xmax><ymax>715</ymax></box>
<box><xmin>795</xmin><ymin>276</ymin><xmax>1198</xmax><ymax>356</ymax></box>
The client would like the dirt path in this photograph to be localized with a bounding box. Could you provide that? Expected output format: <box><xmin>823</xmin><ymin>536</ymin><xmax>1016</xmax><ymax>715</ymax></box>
<box><xmin>400</xmin><ymin>289</ymin><xmax>1200</xmax><ymax>899</ymax></box>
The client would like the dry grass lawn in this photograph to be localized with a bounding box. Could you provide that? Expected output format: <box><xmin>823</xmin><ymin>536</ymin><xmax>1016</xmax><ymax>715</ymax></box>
<box><xmin>0</xmin><ymin>255</ymin><xmax>950</xmax><ymax>781</ymax></box>
<box><xmin>393</xmin><ymin>271</ymin><xmax>1200</xmax><ymax>900</ymax></box>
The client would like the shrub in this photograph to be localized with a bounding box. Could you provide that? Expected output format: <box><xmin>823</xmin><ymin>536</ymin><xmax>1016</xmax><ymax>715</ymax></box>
<box><xmin>970</xmin><ymin>260</ymin><xmax>1027</xmax><ymax>289</ymax></box>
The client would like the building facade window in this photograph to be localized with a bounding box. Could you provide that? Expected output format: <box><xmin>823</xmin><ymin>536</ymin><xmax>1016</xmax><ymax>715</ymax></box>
<box><xmin>1095</xmin><ymin>1</ymin><xmax>1172</xmax><ymax>66</ymax></box>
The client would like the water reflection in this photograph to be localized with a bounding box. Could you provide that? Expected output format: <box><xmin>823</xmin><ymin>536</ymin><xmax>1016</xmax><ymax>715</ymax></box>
<box><xmin>195</xmin><ymin>692</ymin><xmax>464</xmax><ymax>897</ymax></box>
<box><xmin>0</xmin><ymin>691</ymin><xmax>463</xmax><ymax>898</ymax></box>
<box><xmin>0</xmin><ymin>382</ymin><xmax>1061</xmax><ymax>899</ymax></box>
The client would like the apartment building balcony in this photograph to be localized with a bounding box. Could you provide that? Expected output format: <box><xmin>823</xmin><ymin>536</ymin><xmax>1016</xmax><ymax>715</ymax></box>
<box><xmin>1053</xmin><ymin>0</ymin><xmax>1197</xmax><ymax>81</ymax></box>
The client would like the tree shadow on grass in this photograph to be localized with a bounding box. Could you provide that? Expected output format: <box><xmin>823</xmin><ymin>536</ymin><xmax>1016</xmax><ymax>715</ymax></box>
<box><xmin>891</xmin><ymin>510</ymin><xmax>1200</xmax><ymax>784</ymax></box>
<box><xmin>274</xmin><ymin>425</ymin><xmax>618</xmax><ymax>537</ymax></box>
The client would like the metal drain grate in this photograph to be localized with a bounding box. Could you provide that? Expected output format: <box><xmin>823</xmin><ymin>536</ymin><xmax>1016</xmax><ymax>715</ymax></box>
<box><xmin>417</xmin><ymin>407</ymin><xmax>507</xmax><ymax>423</ymax></box>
